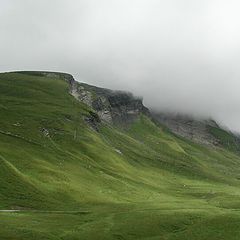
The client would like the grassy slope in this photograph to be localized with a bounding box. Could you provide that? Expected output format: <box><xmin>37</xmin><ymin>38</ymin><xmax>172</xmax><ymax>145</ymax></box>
<box><xmin>1</xmin><ymin>72</ymin><xmax>240</xmax><ymax>239</ymax></box>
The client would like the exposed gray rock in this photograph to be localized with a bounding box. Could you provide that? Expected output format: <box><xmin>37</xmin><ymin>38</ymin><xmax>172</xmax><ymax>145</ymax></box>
<box><xmin>115</xmin><ymin>149</ymin><xmax>122</xmax><ymax>155</ymax></box>
<box><xmin>68</xmin><ymin>77</ymin><xmax>150</xmax><ymax>126</ymax></box>
<box><xmin>41</xmin><ymin>128</ymin><xmax>50</xmax><ymax>137</ymax></box>
<box><xmin>152</xmin><ymin>112</ymin><xmax>220</xmax><ymax>146</ymax></box>
<box><xmin>70</xmin><ymin>81</ymin><xmax>93</xmax><ymax>107</ymax></box>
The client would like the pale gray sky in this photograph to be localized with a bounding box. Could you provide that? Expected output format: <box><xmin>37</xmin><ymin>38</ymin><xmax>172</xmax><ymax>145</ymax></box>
<box><xmin>1</xmin><ymin>0</ymin><xmax>240</xmax><ymax>131</ymax></box>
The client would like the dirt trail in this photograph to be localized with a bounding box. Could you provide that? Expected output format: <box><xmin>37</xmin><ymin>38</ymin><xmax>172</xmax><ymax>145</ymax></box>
<box><xmin>0</xmin><ymin>210</ymin><xmax>91</xmax><ymax>213</ymax></box>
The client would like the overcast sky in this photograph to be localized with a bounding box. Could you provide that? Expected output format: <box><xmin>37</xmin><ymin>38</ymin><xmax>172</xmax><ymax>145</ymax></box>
<box><xmin>1</xmin><ymin>0</ymin><xmax>240</xmax><ymax>131</ymax></box>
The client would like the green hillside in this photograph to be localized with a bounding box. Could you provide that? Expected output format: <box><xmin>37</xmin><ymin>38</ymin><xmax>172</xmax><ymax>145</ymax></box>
<box><xmin>1</xmin><ymin>72</ymin><xmax>240</xmax><ymax>239</ymax></box>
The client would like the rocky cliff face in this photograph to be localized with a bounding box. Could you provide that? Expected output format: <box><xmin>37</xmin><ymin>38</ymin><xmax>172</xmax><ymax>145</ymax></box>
<box><xmin>152</xmin><ymin>112</ymin><xmax>221</xmax><ymax>146</ymax></box>
<box><xmin>69</xmin><ymin>77</ymin><xmax>150</xmax><ymax>126</ymax></box>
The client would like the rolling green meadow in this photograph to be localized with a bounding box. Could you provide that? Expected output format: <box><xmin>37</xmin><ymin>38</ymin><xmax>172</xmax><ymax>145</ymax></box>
<box><xmin>1</xmin><ymin>72</ymin><xmax>240</xmax><ymax>239</ymax></box>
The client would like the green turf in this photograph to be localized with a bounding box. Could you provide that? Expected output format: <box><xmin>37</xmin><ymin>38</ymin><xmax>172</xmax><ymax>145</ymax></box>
<box><xmin>1</xmin><ymin>72</ymin><xmax>240</xmax><ymax>239</ymax></box>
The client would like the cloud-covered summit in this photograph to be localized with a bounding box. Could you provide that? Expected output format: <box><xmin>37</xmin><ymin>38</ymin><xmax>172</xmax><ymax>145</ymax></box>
<box><xmin>1</xmin><ymin>0</ymin><xmax>240</xmax><ymax>131</ymax></box>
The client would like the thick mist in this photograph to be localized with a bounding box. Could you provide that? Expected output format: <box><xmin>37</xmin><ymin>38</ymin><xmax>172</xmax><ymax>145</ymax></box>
<box><xmin>1</xmin><ymin>0</ymin><xmax>240</xmax><ymax>131</ymax></box>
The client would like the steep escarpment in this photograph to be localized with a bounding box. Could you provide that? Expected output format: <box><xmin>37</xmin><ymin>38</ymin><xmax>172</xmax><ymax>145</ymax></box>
<box><xmin>152</xmin><ymin>112</ymin><xmax>220</xmax><ymax>146</ymax></box>
<box><xmin>152</xmin><ymin>112</ymin><xmax>240</xmax><ymax>151</ymax></box>
<box><xmin>69</xmin><ymin>77</ymin><xmax>150</xmax><ymax>126</ymax></box>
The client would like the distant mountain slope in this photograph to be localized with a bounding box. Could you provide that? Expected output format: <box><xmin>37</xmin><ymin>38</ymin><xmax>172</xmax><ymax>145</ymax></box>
<box><xmin>152</xmin><ymin>112</ymin><xmax>240</xmax><ymax>152</ymax></box>
<box><xmin>1</xmin><ymin>71</ymin><xmax>240</xmax><ymax>240</ymax></box>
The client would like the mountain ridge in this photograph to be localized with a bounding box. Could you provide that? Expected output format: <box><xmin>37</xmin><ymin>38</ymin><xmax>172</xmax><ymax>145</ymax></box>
<box><xmin>12</xmin><ymin>70</ymin><xmax>240</xmax><ymax>150</ymax></box>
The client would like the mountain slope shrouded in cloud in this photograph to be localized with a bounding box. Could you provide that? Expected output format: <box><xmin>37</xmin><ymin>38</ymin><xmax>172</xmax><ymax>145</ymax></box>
<box><xmin>1</xmin><ymin>0</ymin><xmax>240</xmax><ymax>131</ymax></box>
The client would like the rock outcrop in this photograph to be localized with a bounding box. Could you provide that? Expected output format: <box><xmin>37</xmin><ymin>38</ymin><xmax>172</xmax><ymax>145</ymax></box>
<box><xmin>69</xmin><ymin>78</ymin><xmax>150</xmax><ymax>126</ymax></box>
<box><xmin>152</xmin><ymin>112</ymin><xmax>221</xmax><ymax>146</ymax></box>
